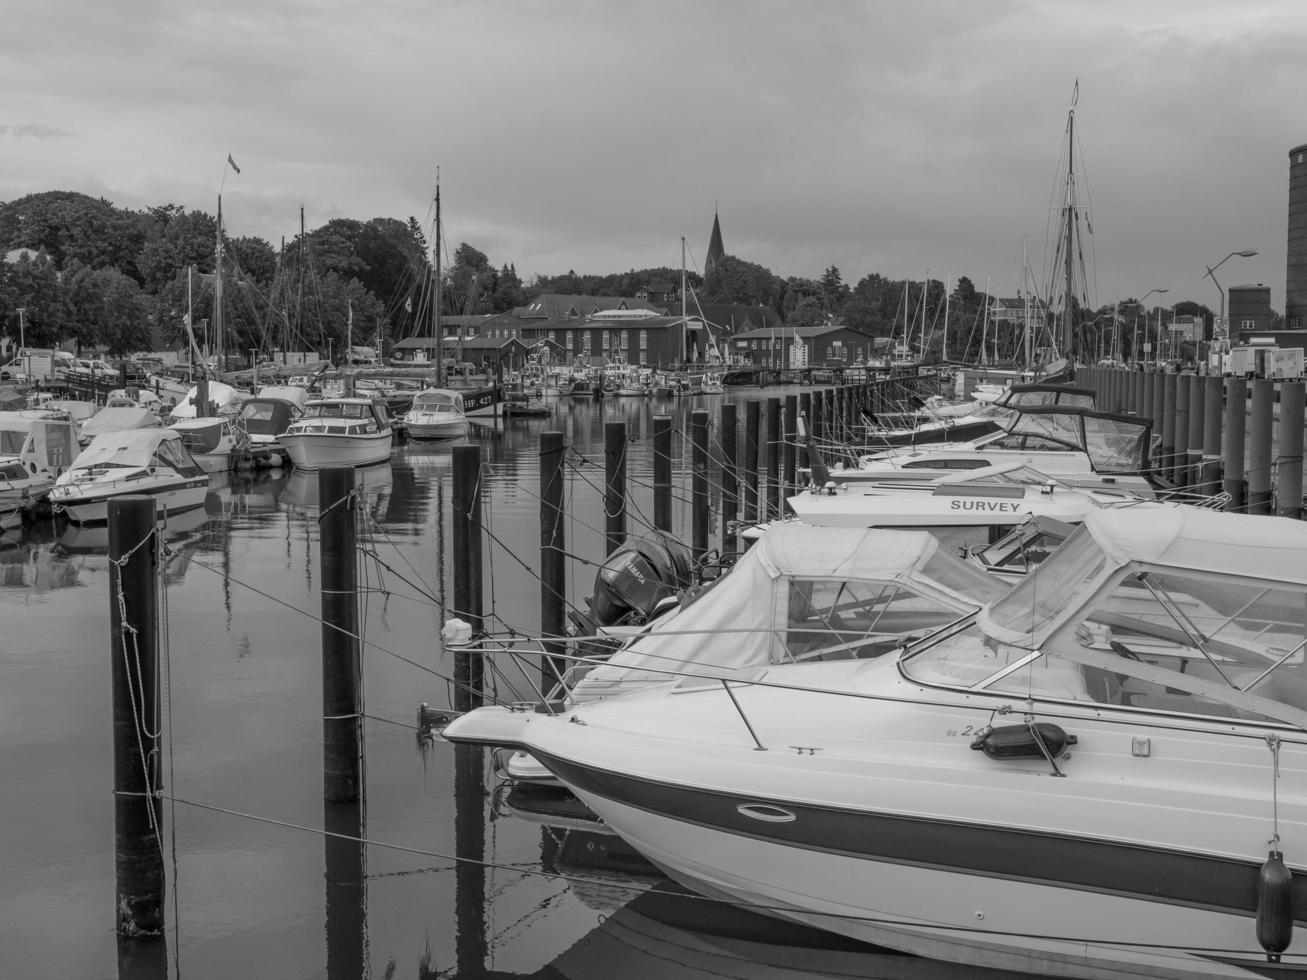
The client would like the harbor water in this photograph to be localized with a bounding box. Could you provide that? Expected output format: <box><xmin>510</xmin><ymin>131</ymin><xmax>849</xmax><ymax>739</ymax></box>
<box><xmin>2</xmin><ymin>387</ymin><xmax>994</xmax><ymax>980</ymax></box>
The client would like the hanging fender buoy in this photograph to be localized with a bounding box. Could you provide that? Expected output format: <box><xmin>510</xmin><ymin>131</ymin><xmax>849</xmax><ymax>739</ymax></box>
<box><xmin>1256</xmin><ymin>849</ymin><xmax>1293</xmax><ymax>961</ymax></box>
<box><xmin>971</xmin><ymin>722</ymin><xmax>1076</xmax><ymax>760</ymax></box>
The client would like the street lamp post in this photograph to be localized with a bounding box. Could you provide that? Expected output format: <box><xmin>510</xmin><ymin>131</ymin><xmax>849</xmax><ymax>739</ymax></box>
<box><xmin>1203</xmin><ymin>249</ymin><xmax>1257</xmax><ymax>353</ymax></box>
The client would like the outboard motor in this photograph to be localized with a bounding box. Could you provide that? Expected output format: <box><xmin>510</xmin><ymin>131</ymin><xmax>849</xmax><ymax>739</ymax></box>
<box><xmin>570</xmin><ymin>532</ymin><xmax>695</xmax><ymax>638</ymax></box>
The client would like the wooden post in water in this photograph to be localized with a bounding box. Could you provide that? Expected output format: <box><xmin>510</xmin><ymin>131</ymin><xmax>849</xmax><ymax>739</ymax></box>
<box><xmin>451</xmin><ymin>445</ymin><xmax>483</xmax><ymax>709</ymax></box>
<box><xmin>1160</xmin><ymin>374</ymin><xmax>1178</xmax><ymax>485</ymax></box>
<box><xmin>1186</xmin><ymin>374</ymin><xmax>1204</xmax><ymax>494</ymax></box>
<box><xmin>604</xmin><ymin>421</ymin><xmax>627</xmax><ymax>555</ymax></box>
<box><xmin>1151</xmin><ymin>369</ymin><xmax>1165</xmax><ymax>430</ymax></box>
<box><xmin>1201</xmin><ymin>377</ymin><xmax>1224</xmax><ymax>499</ymax></box>
<box><xmin>539</xmin><ymin>431</ymin><xmax>567</xmax><ymax>687</ymax></box>
<box><xmin>766</xmin><ymin>397</ymin><xmax>782</xmax><ymax>520</ymax></box>
<box><xmin>653</xmin><ymin>414</ymin><xmax>673</xmax><ymax>533</ymax></box>
<box><xmin>783</xmin><ymin>394</ymin><xmax>798</xmax><ymax>499</ymax></box>
<box><xmin>109</xmin><ymin>496</ymin><xmax>164</xmax><ymax>939</ymax></box>
<box><xmin>1224</xmin><ymin>378</ymin><xmax>1248</xmax><ymax>512</ymax></box>
<box><xmin>1247</xmin><ymin>380</ymin><xmax>1274</xmax><ymax>516</ymax></box>
<box><xmin>1276</xmin><ymin>381</ymin><xmax>1305</xmax><ymax>520</ymax></box>
<box><xmin>690</xmin><ymin>409</ymin><xmax>710</xmax><ymax>560</ymax></box>
<box><xmin>743</xmin><ymin>401</ymin><xmax>760</xmax><ymax>525</ymax></box>
<box><xmin>720</xmin><ymin>403</ymin><xmax>738</xmax><ymax>551</ymax></box>
<box><xmin>1173</xmin><ymin>375</ymin><xmax>1191</xmax><ymax>490</ymax></box>
<box><xmin>320</xmin><ymin>467</ymin><xmax>362</xmax><ymax>803</ymax></box>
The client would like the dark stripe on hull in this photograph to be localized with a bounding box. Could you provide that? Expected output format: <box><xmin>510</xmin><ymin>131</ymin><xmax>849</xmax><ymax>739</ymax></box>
<box><xmin>533</xmin><ymin>749</ymin><xmax>1306</xmax><ymax>923</ymax></box>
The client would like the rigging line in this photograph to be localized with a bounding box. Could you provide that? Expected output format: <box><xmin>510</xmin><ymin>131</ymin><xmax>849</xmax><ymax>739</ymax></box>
<box><xmin>166</xmin><ymin>548</ymin><xmax>456</xmax><ymax>683</ymax></box>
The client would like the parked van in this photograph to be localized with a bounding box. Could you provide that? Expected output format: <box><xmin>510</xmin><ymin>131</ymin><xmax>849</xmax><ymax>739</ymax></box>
<box><xmin>0</xmin><ymin>348</ymin><xmax>77</xmax><ymax>383</ymax></box>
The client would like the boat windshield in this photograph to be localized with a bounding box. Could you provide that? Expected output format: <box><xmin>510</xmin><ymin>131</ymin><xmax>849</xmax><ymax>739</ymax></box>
<box><xmin>903</xmin><ymin>536</ymin><xmax>1307</xmax><ymax>727</ymax></box>
<box><xmin>305</xmin><ymin>402</ymin><xmax>374</xmax><ymax>419</ymax></box>
<box><xmin>413</xmin><ymin>393</ymin><xmax>460</xmax><ymax>413</ymax></box>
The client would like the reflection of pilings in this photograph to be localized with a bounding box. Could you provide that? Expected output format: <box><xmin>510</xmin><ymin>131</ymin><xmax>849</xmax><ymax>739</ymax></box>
<box><xmin>452</xmin><ymin>446</ymin><xmax>484</xmax><ymax>710</ymax></box>
<box><xmin>453</xmin><ymin>742</ymin><xmax>487</xmax><ymax>976</ymax></box>
<box><xmin>109</xmin><ymin>496</ymin><xmax>165</xmax><ymax>944</ymax></box>
<box><xmin>319</xmin><ymin>467</ymin><xmax>361</xmax><ymax>803</ymax></box>
<box><xmin>324</xmin><ymin>797</ymin><xmax>365</xmax><ymax>980</ymax></box>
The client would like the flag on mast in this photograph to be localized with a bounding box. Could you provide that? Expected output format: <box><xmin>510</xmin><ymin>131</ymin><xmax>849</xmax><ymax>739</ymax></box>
<box><xmin>405</xmin><ymin>296</ymin><xmax>412</xmax><ymax>314</ymax></box>
<box><xmin>227</xmin><ymin>153</ymin><xmax>241</xmax><ymax>174</ymax></box>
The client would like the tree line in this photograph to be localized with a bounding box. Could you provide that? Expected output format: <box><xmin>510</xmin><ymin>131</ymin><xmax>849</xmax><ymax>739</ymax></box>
<box><xmin>0</xmin><ymin>189</ymin><xmax>1223</xmax><ymax>365</ymax></box>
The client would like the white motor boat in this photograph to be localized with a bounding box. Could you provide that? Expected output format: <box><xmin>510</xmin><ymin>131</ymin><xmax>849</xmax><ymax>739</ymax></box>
<box><xmin>824</xmin><ymin>404</ymin><xmax>1158</xmax><ymax>497</ymax></box>
<box><xmin>278</xmin><ymin>396</ymin><xmax>393</xmax><ymax>470</ymax></box>
<box><xmin>447</xmin><ymin>505</ymin><xmax>1307</xmax><ymax>980</ymax></box>
<box><xmin>0</xmin><ymin>410</ymin><xmax>81</xmax><ymax>529</ymax></box>
<box><xmin>786</xmin><ymin>461</ymin><xmax>1151</xmax><ymax>536</ymax></box>
<box><xmin>402</xmin><ymin>388</ymin><xmax>469</xmax><ymax>440</ymax></box>
<box><xmin>236</xmin><ymin>387</ymin><xmax>308</xmax><ymax>467</ymax></box>
<box><xmin>49</xmin><ymin>428</ymin><xmax>210</xmax><ymax>524</ymax></box>
<box><xmin>446</xmin><ymin>523</ymin><xmax>1007</xmax><ymax>780</ymax></box>
<box><xmin>167</xmin><ymin>416</ymin><xmax>250</xmax><ymax>473</ymax></box>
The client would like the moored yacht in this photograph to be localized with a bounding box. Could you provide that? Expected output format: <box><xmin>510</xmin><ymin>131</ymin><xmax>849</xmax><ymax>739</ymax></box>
<box><xmin>50</xmin><ymin>428</ymin><xmax>209</xmax><ymax>524</ymax></box>
<box><xmin>401</xmin><ymin>388</ymin><xmax>469</xmax><ymax>440</ymax></box>
<box><xmin>446</xmin><ymin>506</ymin><xmax>1307</xmax><ymax>980</ymax></box>
<box><xmin>278</xmin><ymin>396</ymin><xmax>393</xmax><ymax>470</ymax></box>
<box><xmin>0</xmin><ymin>410</ymin><xmax>81</xmax><ymax>528</ymax></box>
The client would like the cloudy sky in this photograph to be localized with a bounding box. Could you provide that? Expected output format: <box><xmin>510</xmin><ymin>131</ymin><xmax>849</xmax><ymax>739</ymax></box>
<box><xmin>3</xmin><ymin>1</ymin><xmax>1304</xmax><ymax>314</ymax></box>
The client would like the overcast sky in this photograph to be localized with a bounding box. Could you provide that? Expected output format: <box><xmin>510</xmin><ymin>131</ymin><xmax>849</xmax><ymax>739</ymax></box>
<box><xmin>4</xmin><ymin>1</ymin><xmax>1304</xmax><ymax>314</ymax></box>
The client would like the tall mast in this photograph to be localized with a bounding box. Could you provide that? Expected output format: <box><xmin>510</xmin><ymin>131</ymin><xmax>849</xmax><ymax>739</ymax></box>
<box><xmin>1061</xmin><ymin>85</ymin><xmax>1077</xmax><ymax>359</ymax></box>
<box><xmin>433</xmin><ymin>174</ymin><xmax>443</xmax><ymax>379</ymax></box>
<box><xmin>1024</xmin><ymin>242</ymin><xmax>1033</xmax><ymax>370</ymax></box>
<box><xmin>681</xmin><ymin>236</ymin><xmax>687</xmax><ymax>365</ymax></box>
<box><xmin>215</xmin><ymin>194</ymin><xmax>224</xmax><ymax>374</ymax></box>
<box><xmin>942</xmin><ymin>274</ymin><xmax>950</xmax><ymax>363</ymax></box>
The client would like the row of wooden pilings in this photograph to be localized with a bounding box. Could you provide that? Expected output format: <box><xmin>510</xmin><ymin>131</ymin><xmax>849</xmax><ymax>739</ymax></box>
<box><xmin>105</xmin><ymin>374</ymin><xmax>926</xmax><ymax>950</ymax></box>
<box><xmin>1077</xmin><ymin>366</ymin><xmax>1306</xmax><ymax>518</ymax></box>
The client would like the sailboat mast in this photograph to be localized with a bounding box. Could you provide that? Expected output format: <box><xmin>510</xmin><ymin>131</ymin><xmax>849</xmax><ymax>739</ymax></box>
<box><xmin>215</xmin><ymin>193</ymin><xmax>224</xmax><ymax>374</ymax></box>
<box><xmin>1062</xmin><ymin>94</ymin><xmax>1076</xmax><ymax>359</ymax></box>
<box><xmin>1024</xmin><ymin>242</ymin><xmax>1033</xmax><ymax>370</ymax></box>
<box><xmin>942</xmin><ymin>274</ymin><xmax>950</xmax><ymax>363</ymax></box>
<box><xmin>434</xmin><ymin>175</ymin><xmax>443</xmax><ymax>379</ymax></box>
<box><xmin>681</xmin><ymin>236</ymin><xmax>687</xmax><ymax>365</ymax></box>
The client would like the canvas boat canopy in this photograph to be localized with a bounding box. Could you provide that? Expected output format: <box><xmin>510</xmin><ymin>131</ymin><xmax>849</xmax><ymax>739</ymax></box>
<box><xmin>571</xmin><ymin>523</ymin><xmax>1006</xmax><ymax>701</ymax></box>
<box><xmin>70</xmin><ymin>428</ymin><xmax>197</xmax><ymax>472</ymax></box>
<box><xmin>80</xmin><ymin>406</ymin><xmax>160</xmax><ymax>441</ymax></box>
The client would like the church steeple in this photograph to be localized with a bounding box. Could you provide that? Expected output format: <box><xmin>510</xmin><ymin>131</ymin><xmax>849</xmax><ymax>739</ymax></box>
<box><xmin>706</xmin><ymin>208</ymin><xmax>726</xmax><ymax>275</ymax></box>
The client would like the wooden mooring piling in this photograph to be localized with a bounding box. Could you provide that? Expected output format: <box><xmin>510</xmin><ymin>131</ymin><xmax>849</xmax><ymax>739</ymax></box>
<box><xmin>1078</xmin><ymin>366</ymin><xmax>1307</xmax><ymax>513</ymax></box>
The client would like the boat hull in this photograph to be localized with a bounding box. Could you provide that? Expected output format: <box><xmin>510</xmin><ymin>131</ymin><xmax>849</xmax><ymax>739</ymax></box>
<box><xmin>404</xmin><ymin>418</ymin><xmax>469</xmax><ymax>440</ymax></box>
<box><xmin>279</xmin><ymin>432</ymin><xmax>393</xmax><ymax>470</ymax></box>
<box><xmin>52</xmin><ymin>476</ymin><xmax>210</xmax><ymax>524</ymax></box>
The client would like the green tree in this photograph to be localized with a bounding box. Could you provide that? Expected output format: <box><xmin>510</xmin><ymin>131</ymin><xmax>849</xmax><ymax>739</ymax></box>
<box><xmin>0</xmin><ymin>252</ymin><xmax>72</xmax><ymax>347</ymax></box>
<box><xmin>820</xmin><ymin>265</ymin><xmax>849</xmax><ymax>313</ymax></box>
<box><xmin>64</xmin><ymin>262</ymin><xmax>152</xmax><ymax>356</ymax></box>
<box><xmin>703</xmin><ymin>255</ymin><xmax>783</xmax><ymax>314</ymax></box>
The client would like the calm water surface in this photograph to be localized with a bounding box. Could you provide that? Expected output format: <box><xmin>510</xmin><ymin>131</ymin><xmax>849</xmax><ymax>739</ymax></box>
<box><xmin>2</xmin><ymin>388</ymin><xmax>1007</xmax><ymax>980</ymax></box>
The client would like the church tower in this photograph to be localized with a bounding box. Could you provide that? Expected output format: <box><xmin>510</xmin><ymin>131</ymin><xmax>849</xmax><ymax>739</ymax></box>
<box><xmin>705</xmin><ymin>209</ymin><xmax>726</xmax><ymax>275</ymax></box>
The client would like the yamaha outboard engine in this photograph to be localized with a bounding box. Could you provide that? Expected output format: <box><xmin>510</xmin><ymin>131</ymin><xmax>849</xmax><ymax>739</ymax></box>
<box><xmin>570</xmin><ymin>532</ymin><xmax>695</xmax><ymax>639</ymax></box>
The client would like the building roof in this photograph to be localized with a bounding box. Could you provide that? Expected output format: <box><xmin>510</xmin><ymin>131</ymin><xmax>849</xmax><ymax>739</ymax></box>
<box><xmin>513</xmin><ymin>294</ymin><xmax>669</xmax><ymax>320</ymax></box>
<box><xmin>730</xmin><ymin>323</ymin><xmax>877</xmax><ymax>341</ymax></box>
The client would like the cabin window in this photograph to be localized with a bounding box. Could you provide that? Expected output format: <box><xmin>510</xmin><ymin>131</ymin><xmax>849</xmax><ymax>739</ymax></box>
<box><xmin>782</xmin><ymin>578</ymin><xmax>963</xmax><ymax>664</ymax></box>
